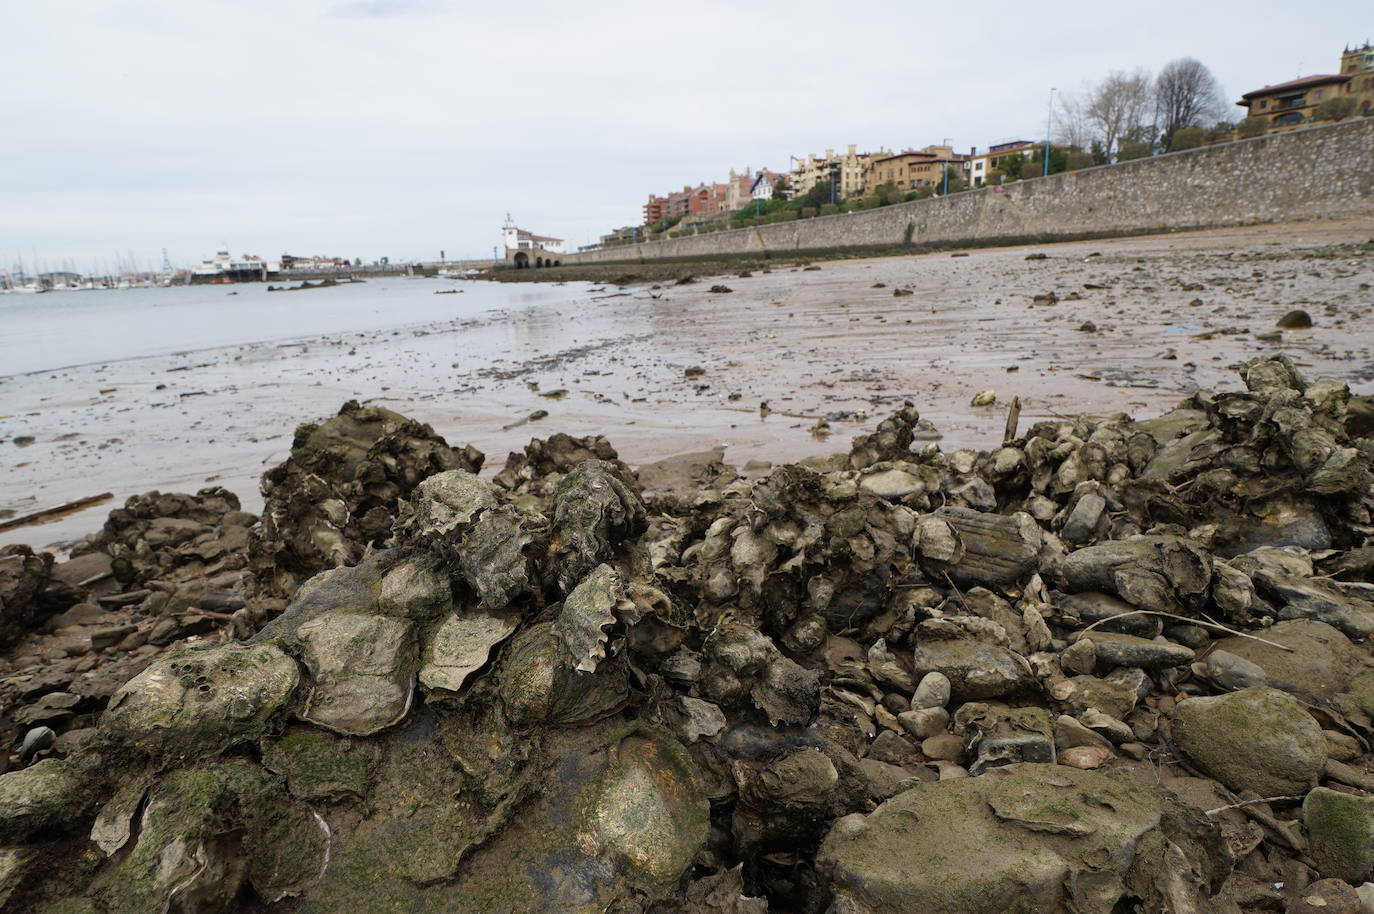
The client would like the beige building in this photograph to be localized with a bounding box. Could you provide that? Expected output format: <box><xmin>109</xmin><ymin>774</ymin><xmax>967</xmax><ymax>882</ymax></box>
<box><xmin>723</xmin><ymin>167</ymin><xmax>754</xmax><ymax>213</ymax></box>
<box><xmin>1341</xmin><ymin>41</ymin><xmax>1374</xmax><ymax>117</ymax></box>
<box><xmin>862</xmin><ymin>145</ymin><xmax>964</xmax><ymax>192</ymax></box>
<box><xmin>1237</xmin><ymin>41</ymin><xmax>1374</xmax><ymax>132</ymax></box>
<box><xmin>788</xmin><ymin>144</ymin><xmax>890</xmax><ymax>198</ymax></box>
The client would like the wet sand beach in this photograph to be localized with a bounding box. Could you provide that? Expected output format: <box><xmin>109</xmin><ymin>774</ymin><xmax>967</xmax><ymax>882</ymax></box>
<box><xmin>3</xmin><ymin>218</ymin><xmax>1372</xmax><ymax>549</ymax></box>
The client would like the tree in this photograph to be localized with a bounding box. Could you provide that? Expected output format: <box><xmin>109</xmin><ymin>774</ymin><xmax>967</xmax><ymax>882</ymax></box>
<box><xmin>1054</xmin><ymin>93</ymin><xmax>1094</xmax><ymax>151</ymax></box>
<box><xmin>1117</xmin><ymin>140</ymin><xmax>1152</xmax><ymax>161</ymax></box>
<box><xmin>999</xmin><ymin>152</ymin><xmax>1028</xmax><ymax>179</ymax></box>
<box><xmin>1170</xmin><ymin>126</ymin><xmax>1205</xmax><ymax>151</ymax></box>
<box><xmin>936</xmin><ymin>170</ymin><xmax>967</xmax><ymax>194</ymax></box>
<box><xmin>873</xmin><ymin>181</ymin><xmax>902</xmax><ymax>205</ymax></box>
<box><xmin>1236</xmin><ymin>116</ymin><xmax>1268</xmax><ymax>139</ymax></box>
<box><xmin>1154</xmin><ymin>58</ymin><xmax>1227</xmax><ymax>151</ymax></box>
<box><xmin>1314</xmin><ymin>96</ymin><xmax>1358</xmax><ymax>122</ymax></box>
<box><xmin>801</xmin><ymin>180</ymin><xmax>834</xmax><ymax>210</ymax></box>
<box><xmin>1082</xmin><ymin>69</ymin><xmax>1154</xmax><ymax>160</ymax></box>
<box><xmin>1204</xmin><ymin>119</ymin><xmax>1236</xmax><ymax>144</ymax></box>
<box><xmin>771</xmin><ymin>175</ymin><xmax>791</xmax><ymax>199</ymax></box>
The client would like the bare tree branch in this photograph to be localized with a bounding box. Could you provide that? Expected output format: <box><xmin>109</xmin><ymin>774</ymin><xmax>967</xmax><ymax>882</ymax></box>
<box><xmin>1155</xmin><ymin>58</ymin><xmax>1227</xmax><ymax>150</ymax></box>
<box><xmin>1084</xmin><ymin>69</ymin><xmax>1154</xmax><ymax>160</ymax></box>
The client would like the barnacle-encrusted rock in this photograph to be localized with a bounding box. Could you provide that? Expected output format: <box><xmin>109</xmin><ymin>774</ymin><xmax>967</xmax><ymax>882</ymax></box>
<box><xmin>89</xmin><ymin>761</ymin><xmax>328</xmax><ymax>911</ymax></box>
<box><xmin>394</xmin><ymin>468</ymin><xmax>501</xmax><ymax>547</ymax></box>
<box><xmin>553</xmin><ymin>563</ymin><xmax>629</xmax><ymax>672</ymax></box>
<box><xmin>377</xmin><ymin>553</ymin><xmax>452</xmax><ymax>619</ymax></box>
<box><xmin>700</xmin><ymin>622</ymin><xmax>821</xmax><ymax>725</ymax></box>
<box><xmin>499</xmin><ymin>621</ymin><xmax>629</xmax><ymax>728</ymax></box>
<box><xmin>0</xmin><ymin>545</ymin><xmax>52</xmax><ymax>647</ymax></box>
<box><xmin>396</xmin><ymin>470</ymin><xmax>542</xmax><ymax>609</ymax></box>
<box><xmin>1057</xmin><ymin>535</ymin><xmax>1213</xmax><ymax>615</ymax></box>
<box><xmin>249</xmin><ymin>401</ymin><xmax>481</xmax><ymax>604</ymax></box>
<box><xmin>548</xmin><ymin>460</ymin><xmax>647</xmax><ymax>591</ymax></box>
<box><xmin>15</xmin><ymin>354</ymin><xmax>1374</xmax><ymax>913</ymax></box>
<box><xmin>848</xmin><ymin>404</ymin><xmax>920</xmax><ymax>469</ymax></box>
<box><xmin>102</xmin><ymin>641</ymin><xmax>300</xmax><ymax>757</ymax></box>
<box><xmin>297</xmin><ymin>612</ymin><xmax>418</xmax><ymax>736</ymax></box>
<box><xmin>419</xmin><ymin>607</ymin><xmax>520</xmax><ymax>695</ymax></box>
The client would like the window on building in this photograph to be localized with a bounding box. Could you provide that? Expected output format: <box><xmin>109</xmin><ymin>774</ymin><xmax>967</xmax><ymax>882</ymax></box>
<box><xmin>1314</xmin><ymin>89</ymin><xmax>1324</xmax><ymax>100</ymax></box>
<box><xmin>1276</xmin><ymin>112</ymin><xmax>1304</xmax><ymax>126</ymax></box>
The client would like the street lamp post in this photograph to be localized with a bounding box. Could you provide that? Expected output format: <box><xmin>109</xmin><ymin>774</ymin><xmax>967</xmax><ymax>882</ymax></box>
<box><xmin>1044</xmin><ymin>87</ymin><xmax>1056</xmax><ymax>177</ymax></box>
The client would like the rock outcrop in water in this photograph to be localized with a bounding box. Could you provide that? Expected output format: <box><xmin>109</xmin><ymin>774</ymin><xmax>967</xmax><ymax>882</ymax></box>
<box><xmin>2</xmin><ymin>354</ymin><xmax>1374</xmax><ymax>912</ymax></box>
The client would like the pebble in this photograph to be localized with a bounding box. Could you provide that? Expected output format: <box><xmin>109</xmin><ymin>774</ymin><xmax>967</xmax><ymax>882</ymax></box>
<box><xmin>1288</xmin><ymin>878</ymin><xmax>1359</xmax><ymax>914</ymax></box>
<box><xmin>910</xmin><ymin>671</ymin><xmax>951</xmax><ymax>710</ymax></box>
<box><xmin>897</xmin><ymin>708</ymin><xmax>949</xmax><ymax>740</ymax></box>
<box><xmin>921</xmin><ymin>733</ymin><xmax>965</xmax><ymax>762</ymax></box>
<box><xmin>1057</xmin><ymin>745</ymin><xmax>1114</xmax><ymax>769</ymax></box>
<box><xmin>1059</xmin><ymin>638</ymin><xmax>1097</xmax><ymax>676</ymax></box>
<box><xmin>20</xmin><ymin>726</ymin><xmax>55</xmax><ymax>762</ymax></box>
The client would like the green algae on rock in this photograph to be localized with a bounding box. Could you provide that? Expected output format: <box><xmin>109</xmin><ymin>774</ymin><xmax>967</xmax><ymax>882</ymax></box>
<box><xmin>1171</xmin><ymin>686</ymin><xmax>1326</xmax><ymax>798</ymax></box>
<box><xmin>818</xmin><ymin>763</ymin><xmax>1224</xmax><ymax>914</ymax></box>
<box><xmin>1303</xmin><ymin>786</ymin><xmax>1374</xmax><ymax>883</ymax></box>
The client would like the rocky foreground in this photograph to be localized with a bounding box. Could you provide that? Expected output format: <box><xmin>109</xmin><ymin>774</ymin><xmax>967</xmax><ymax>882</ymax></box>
<box><xmin>3</xmin><ymin>353</ymin><xmax>1374</xmax><ymax>912</ymax></box>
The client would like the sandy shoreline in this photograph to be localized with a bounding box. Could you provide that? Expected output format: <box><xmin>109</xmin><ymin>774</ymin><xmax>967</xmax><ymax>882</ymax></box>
<box><xmin>3</xmin><ymin>218</ymin><xmax>1372</xmax><ymax>550</ymax></box>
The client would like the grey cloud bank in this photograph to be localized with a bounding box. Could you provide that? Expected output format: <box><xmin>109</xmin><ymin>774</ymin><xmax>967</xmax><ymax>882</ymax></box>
<box><xmin>0</xmin><ymin>0</ymin><xmax>1366</xmax><ymax>267</ymax></box>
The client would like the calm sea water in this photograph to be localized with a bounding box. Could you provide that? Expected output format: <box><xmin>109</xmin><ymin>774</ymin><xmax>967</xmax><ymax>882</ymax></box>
<box><xmin>0</xmin><ymin>277</ymin><xmax>585</xmax><ymax>377</ymax></box>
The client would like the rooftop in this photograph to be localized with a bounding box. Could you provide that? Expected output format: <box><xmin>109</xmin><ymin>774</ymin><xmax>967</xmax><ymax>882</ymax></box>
<box><xmin>1238</xmin><ymin>74</ymin><xmax>1351</xmax><ymax>102</ymax></box>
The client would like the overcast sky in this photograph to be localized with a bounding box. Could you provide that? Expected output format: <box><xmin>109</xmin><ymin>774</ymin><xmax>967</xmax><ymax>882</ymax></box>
<box><xmin>1</xmin><ymin>1</ymin><xmax>1368</xmax><ymax>269</ymax></box>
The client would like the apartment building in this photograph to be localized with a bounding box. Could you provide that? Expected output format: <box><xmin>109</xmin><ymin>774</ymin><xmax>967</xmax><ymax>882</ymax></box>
<box><xmin>862</xmin><ymin>145</ymin><xmax>964</xmax><ymax>192</ymax></box>
<box><xmin>788</xmin><ymin>144</ymin><xmax>889</xmax><ymax>198</ymax></box>
<box><xmin>962</xmin><ymin>140</ymin><xmax>1039</xmax><ymax>186</ymax></box>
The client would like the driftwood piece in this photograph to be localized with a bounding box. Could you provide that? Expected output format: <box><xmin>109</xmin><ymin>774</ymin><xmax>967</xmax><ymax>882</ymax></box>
<box><xmin>1002</xmin><ymin>396</ymin><xmax>1022</xmax><ymax>445</ymax></box>
<box><xmin>0</xmin><ymin>493</ymin><xmax>113</xmax><ymax>532</ymax></box>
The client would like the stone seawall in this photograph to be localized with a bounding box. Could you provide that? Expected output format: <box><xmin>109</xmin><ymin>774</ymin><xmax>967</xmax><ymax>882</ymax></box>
<box><xmin>565</xmin><ymin>118</ymin><xmax>1374</xmax><ymax>264</ymax></box>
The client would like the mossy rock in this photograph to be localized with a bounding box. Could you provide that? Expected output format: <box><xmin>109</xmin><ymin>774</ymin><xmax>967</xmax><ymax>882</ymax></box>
<box><xmin>91</xmin><ymin>760</ymin><xmax>327</xmax><ymax>911</ymax></box>
<box><xmin>818</xmin><ymin>763</ymin><xmax>1223</xmax><ymax>913</ymax></box>
<box><xmin>295</xmin><ymin>722</ymin><xmax>707</xmax><ymax>914</ymax></box>
<box><xmin>1171</xmin><ymin>686</ymin><xmax>1325</xmax><ymax>797</ymax></box>
<box><xmin>1303</xmin><ymin>787</ymin><xmax>1374</xmax><ymax>882</ymax></box>
<box><xmin>1338</xmin><ymin>667</ymin><xmax>1374</xmax><ymax>722</ymax></box>
<box><xmin>0</xmin><ymin>759</ymin><xmax>91</xmax><ymax>837</ymax></box>
<box><xmin>262</xmin><ymin>727</ymin><xmax>381</xmax><ymax>802</ymax></box>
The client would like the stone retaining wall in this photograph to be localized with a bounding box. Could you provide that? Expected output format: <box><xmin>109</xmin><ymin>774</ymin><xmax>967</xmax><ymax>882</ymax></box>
<box><xmin>565</xmin><ymin>119</ymin><xmax>1374</xmax><ymax>264</ymax></box>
